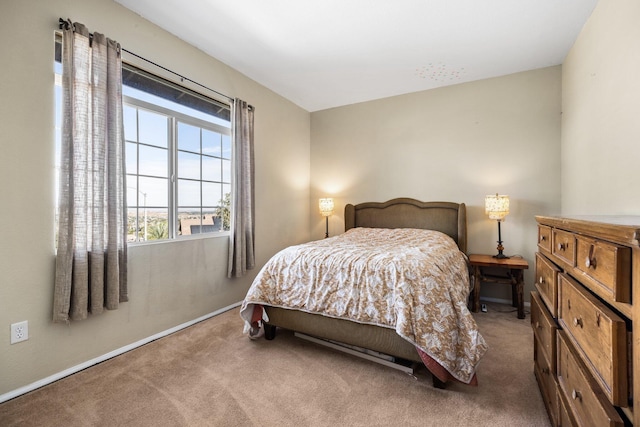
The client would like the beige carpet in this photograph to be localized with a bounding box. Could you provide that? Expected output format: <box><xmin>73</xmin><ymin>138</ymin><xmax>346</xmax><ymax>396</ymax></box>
<box><xmin>0</xmin><ymin>302</ymin><xmax>550</xmax><ymax>427</ymax></box>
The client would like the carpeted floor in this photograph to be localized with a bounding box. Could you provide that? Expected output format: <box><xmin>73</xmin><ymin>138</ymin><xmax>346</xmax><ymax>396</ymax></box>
<box><xmin>0</xmin><ymin>302</ymin><xmax>550</xmax><ymax>426</ymax></box>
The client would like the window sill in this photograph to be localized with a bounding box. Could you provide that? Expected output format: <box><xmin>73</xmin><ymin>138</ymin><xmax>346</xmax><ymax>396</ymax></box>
<box><xmin>127</xmin><ymin>231</ymin><xmax>230</xmax><ymax>246</ymax></box>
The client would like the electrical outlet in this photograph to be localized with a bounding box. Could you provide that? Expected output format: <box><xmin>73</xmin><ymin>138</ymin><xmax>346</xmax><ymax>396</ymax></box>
<box><xmin>11</xmin><ymin>321</ymin><xmax>29</xmax><ymax>344</ymax></box>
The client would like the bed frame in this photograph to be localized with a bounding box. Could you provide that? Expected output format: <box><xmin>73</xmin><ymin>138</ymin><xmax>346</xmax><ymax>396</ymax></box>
<box><xmin>262</xmin><ymin>198</ymin><xmax>467</xmax><ymax>387</ymax></box>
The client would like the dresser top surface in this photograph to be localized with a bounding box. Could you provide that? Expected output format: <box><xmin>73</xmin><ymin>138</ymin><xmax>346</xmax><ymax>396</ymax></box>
<box><xmin>536</xmin><ymin>215</ymin><xmax>640</xmax><ymax>246</ymax></box>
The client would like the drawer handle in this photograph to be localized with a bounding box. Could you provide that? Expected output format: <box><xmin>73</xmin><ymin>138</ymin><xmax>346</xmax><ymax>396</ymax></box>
<box><xmin>538</xmin><ymin>276</ymin><xmax>544</xmax><ymax>285</ymax></box>
<box><xmin>585</xmin><ymin>245</ymin><xmax>597</xmax><ymax>269</ymax></box>
<box><xmin>585</xmin><ymin>257</ymin><xmax>594</xmax><ymax>268</ymax></box>
<box><xmin>535</xmin><ymin>321</ymin><xmax>542</xmax><ymax>329</ymax></box>
<box><xmin>572</xmin><ymin>389</ymin><xmax>582</xmax><ymax>401</ymax></box>
<box><xmin>542</xmin><ymin>367</ymin><xmax>550</xmax><ymax>375</ymax></box>
<box><xmin>558</xmin><ymin>242</ymin><xmax>566</xmax><ymax>251</ymax></box>
<box><xmin>573</xmin><ymin>317</ymin><xmax>583</xmax><ymax>328</ymax></box>
<box><xmin>540</xmin><ymin>235</ymin><xmax>546</xmax><ymax>242</ymax></box>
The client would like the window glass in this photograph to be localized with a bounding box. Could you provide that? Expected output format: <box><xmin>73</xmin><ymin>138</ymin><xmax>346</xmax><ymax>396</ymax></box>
<box><xmin>202</xmin><ymin>157</ymin><xmax>220</xmax><ymax>182</ymax></box>
<box><xmin>178</xmin><ymin>151</ymin><xmax>201</xmax><ymax>180</ymax></box>
<box><xmin>138</xmin><ymin>110</ymin><xmax>168</xmax><ymax>148</ymax></box>
<box><xmin>138</xmin><ymin>145</ymin><xmax>168</xmax><ymax>178</ymax></box>
<box><xmin>178</xmin><ymin>122</ymin><xmax>201</xmax><ymax>153</ymax></box>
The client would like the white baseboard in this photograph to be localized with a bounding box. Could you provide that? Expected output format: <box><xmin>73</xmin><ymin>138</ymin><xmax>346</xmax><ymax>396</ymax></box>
<box><xmin>480</xmin><ymin>296</ymin><xmax>531</xmax><ymax>308</ymax></box>
<box><xmin>0</xmin><ymin>301</ymin><xmax>242</xmax><ymax>404</ymax></box>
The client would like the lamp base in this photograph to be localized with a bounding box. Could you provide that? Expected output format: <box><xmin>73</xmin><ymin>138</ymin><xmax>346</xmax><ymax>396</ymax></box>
<box><xmin>324</xmin><ymin>216</ymin><xmax>329</xmax><ymax>239</ymax></box>
<box><xmin>493</xmin><ymin>241</ymin><xmax>509</xmax><ymax>259</ymax></box>
<box><xmin>493</xmin><ymin>221</ymin><xmax>509</xmax><ymax>259</ymax></box>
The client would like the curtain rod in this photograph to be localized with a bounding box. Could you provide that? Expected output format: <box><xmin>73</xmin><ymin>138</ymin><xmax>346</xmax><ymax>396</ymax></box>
<box><xmin>57</xmin><ymin>18</ymin><xmax>247</xmax><ymax>108</ymax></box>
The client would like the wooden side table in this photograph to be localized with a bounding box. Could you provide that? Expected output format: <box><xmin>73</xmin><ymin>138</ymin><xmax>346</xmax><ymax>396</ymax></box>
<box><xmin>468</xmin><ymin>254</ymin><xmax>529</xmax><ymax>319</ymax></box>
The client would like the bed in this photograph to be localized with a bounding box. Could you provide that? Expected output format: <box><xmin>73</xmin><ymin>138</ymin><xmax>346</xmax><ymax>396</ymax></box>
<box><xmin>240</xmin><ymin>198</ymin><xmax>487</xmax><ymax>387</ymax></box>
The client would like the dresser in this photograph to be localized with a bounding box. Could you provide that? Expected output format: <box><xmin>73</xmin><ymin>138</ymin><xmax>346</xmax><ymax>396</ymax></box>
<box><xmin>533</xmin><ymin>215</ymin><xmax>640</xmax><ymax>426</ymax></box>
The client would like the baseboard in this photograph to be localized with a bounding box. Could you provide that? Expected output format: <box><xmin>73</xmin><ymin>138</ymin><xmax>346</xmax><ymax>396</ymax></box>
<box><xmin>0</xmin><ymin>301</ymin><xmax>242</xmax><ymax>404</ymax></box>
<box><xmin>480</xmin><ymin>296</ymin><xmax>531</xmax><ymax>308</ymax></box>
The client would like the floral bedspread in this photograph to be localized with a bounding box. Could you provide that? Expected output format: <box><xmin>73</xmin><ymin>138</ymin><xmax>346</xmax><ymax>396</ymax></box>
<box><xmin>240</xmin><ymin>227</ymin><xmax>487</xmax><ymax>384</ymax></box>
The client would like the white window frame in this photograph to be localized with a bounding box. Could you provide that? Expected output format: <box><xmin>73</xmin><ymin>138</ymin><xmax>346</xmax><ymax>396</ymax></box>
<box><xmin>123</xmin><ymin>94</ymin><xmax>232</xmax><ymax>243</ymax></box>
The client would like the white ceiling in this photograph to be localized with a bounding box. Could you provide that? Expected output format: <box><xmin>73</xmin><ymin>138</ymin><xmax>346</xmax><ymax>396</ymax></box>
<box><xmin>114</xmin><ymin>0</ymin><xmax>598</xmax><ymax>112</ymax></box>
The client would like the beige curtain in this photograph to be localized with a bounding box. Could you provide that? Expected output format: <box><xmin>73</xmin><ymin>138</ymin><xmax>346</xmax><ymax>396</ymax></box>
<box><xmin>53</xmin><ymin>21</ymin><xmax>128</xmax><ymax>322</ymax></box>
<box><xmin>228</xmin><ymin>99</ymin><xmax>255</xmax><ymax>278</ymax></box>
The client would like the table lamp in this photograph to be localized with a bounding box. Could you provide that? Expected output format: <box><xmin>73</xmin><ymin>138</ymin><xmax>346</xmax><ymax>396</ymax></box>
<box><xmin>485</xmin><ymin>194</ymin><xmax>510</xmax><ymax>259</ymax></box>
<box><xmin>319</xmin><ymin>198</ymin><xmax>334</xmax><ymax>238</ymax></box>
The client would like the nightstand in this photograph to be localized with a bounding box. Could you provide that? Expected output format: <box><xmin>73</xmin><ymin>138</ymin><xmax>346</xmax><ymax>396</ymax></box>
<box><xmin>468</xmin><ymin>254</ymin><xmax>529</xmax><ymax>319</ymax></box>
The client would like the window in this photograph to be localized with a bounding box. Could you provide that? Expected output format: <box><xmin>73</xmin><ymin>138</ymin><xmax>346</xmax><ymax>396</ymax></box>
<box><xmin>55</xmin><ymin>38</ymin><xmax>232</xmax><ymax>243</ymax></box>
<box><xmin>122</xmin><ymin>66</ymin><xmax>232</xmax><ymax>242</ymax></box>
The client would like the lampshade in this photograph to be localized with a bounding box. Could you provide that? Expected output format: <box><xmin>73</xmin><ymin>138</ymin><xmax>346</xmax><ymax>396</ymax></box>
<box><xmin>485</xmin><ymin>194</ymin><xmax>510</xmax><ymax>221</ymax></box>
<box><xmin>319</xmin><ymin>198</ymin><xmax>334</xmax><ymax>217</ymax></box>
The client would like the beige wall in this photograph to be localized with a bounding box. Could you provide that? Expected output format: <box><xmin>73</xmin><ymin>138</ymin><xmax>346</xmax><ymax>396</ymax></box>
<box><xmin>0</xmin><ymin>0</ymin><xmax>310</xmax><ymax>396</ymax></box>
<box><xmin>561</xmin><ymin>0</ymin><xmax>640</xmax><ymax>214</ymax></box>
<box><xmin>310</xmin><ymin>67</ymin><xmax>562</xmax><ymax>303</ymax></box>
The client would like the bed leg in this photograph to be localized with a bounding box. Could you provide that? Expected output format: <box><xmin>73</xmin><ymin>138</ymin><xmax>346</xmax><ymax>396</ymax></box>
<box><xmin>264</xmin><ymin>324</ymin><xmax>276</xmax><ymax>340</ymax></box>
<box><xmin>432</xmin><ymin>376</ymin><xmax>447</xmax><ymax>389</ymax></box>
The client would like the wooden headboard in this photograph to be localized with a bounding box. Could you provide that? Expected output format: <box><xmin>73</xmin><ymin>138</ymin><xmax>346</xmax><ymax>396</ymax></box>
<box><xmin>344</xmin><ymin>198</ymin><xmax>467</xmax><ymax>253</ymax></box>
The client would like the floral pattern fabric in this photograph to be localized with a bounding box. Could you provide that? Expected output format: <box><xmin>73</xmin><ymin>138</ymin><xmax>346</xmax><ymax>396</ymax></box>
<box><xmin>240</xmin><ymin>228</ymin><xmax>487</xmax><ymax>384</ymax></box>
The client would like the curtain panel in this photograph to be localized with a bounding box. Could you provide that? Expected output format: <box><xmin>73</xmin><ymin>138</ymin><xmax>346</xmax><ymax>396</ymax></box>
<box><xmin>53</xmin><ymin>21</ymin><xmax>128</xmax><ymax>322</ymax></box>
<box><xmin>228</xmin><ymin>99</ymin><xmax>255</xmax><ymax>278</ymax></box>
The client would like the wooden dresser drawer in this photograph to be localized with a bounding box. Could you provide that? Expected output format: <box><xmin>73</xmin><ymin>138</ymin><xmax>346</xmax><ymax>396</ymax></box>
<box><xmin>557</xmin><ymin>331</ymin><xmax>623</xmax><ymax>427</ymax></box>
<box><xmin>535</xmin><ymin>252</ymin><xmax>560</xmax><ymax>318</ymax></box>
<box><xmin>575</xmin><ymin>235</ymin><xmax>631</xmax><ymax>303</ymax></box>
<box><xmin>558</xmin><ymin>273</ymin><xmax>628</xmax><ymax>406</ymax></box>
<box><xmin>558</xmin><ymin>389</ymin><xmax>578</xmax><ymax>427</ymax></box>
<box><xmin>534</xmin><ymin>339</ymin><xmax>558</xmax><ymax>426</ymax></box>
<box><xmin>553</xmin><ymin>229</ymin><xmax>576</xmax><ymax>266</ymax></box>
<box><xmin>531</xmin><ymin>291</ymin><xmax>557</xmax><ymax>371</ymax></box>
<box><xmin>538</xmin><ymin>225</ymin><xmax>552</xmax><ymax>253</ymax></box>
